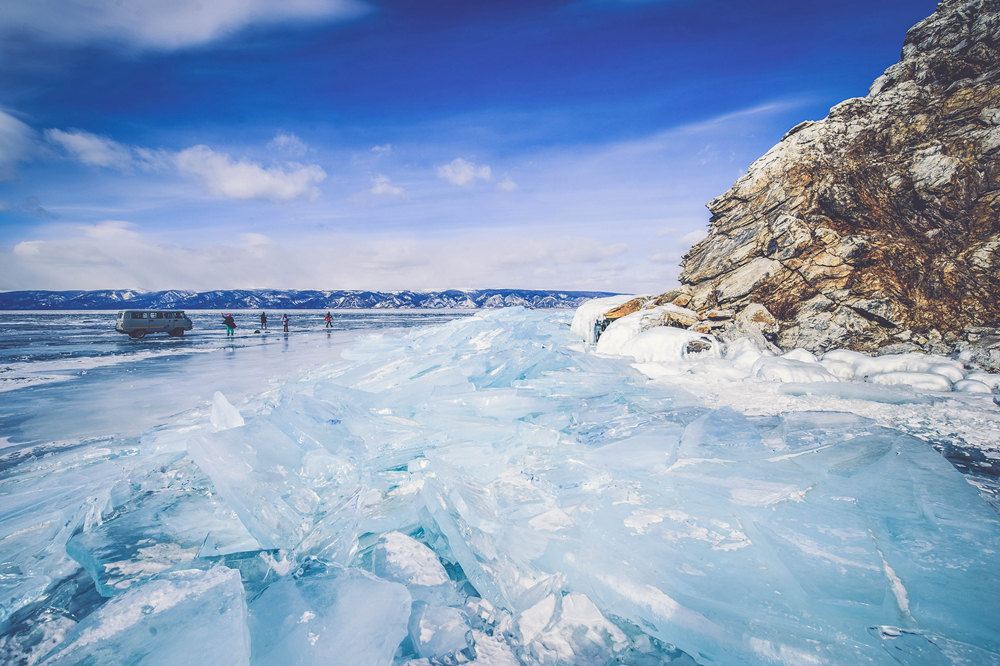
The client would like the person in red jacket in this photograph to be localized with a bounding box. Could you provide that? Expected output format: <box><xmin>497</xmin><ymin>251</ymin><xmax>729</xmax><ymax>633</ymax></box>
<box><xmin>222</xmin><ymin>313</ymin><xmax>237</xmax><ymax>337</ymax></box>
<box><xmin>324</xmin><ymin>311</ymin><xmax>333</xmax><ymax>329</ymax></box>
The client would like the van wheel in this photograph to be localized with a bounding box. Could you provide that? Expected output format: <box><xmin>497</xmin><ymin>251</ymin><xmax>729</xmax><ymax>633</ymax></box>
<box><xmin>169</xmin><ymin>328</ymin><xmax>184</xmax><ymax>337</ymax></box>
<box><xmin>129</xmin><ymin>329</ymin><xmax>146</xmax><ymax>339</ymax></box>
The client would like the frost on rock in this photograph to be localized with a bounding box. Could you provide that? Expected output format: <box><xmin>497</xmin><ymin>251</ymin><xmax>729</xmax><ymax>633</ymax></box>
<box><xmin>569</xmin><ymin>294</ymin><xmax>636</xmax><ymax>344</ymax></box>
<box><xmin>601</xmin><ymin>325</ymin><xmax>721</xmax><ymax>363</ymax></box>
<box><xmin>750</xmin><ymin>355</ymin><xmax>839</xmax><ymax>383</ymax></box>
<box><xmin>4</xmin><ymin>308</ymin><xmax>1000</xmax><ymax>665</ymax></box>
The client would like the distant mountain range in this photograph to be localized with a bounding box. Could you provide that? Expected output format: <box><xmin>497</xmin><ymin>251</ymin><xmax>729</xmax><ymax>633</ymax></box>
<box><xmin>0</xmin><ymin>289</ymin><xmax>619</xmax><ymax>310</ymax></box>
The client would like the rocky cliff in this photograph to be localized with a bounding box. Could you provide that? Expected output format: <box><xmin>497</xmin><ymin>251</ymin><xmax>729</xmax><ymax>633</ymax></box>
<box><xmin>675</xmin><ymin>0</ymin><xmax>999</xmax><ymax>358</ymax></box>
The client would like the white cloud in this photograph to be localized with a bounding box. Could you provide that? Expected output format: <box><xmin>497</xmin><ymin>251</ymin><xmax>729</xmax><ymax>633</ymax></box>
<box><xmin>371</xmin><ymin>144</ymin><xmax>393</xmax><ymax>155</ymax></box>
<box><xmin>370</xmin><ymin>174</ymin><xmax>404</xmax><ymax>197</ymax></box>
<box><xmin>40</xmin><ymin>125</ymin><xmax>326</xmax><ymax>201</ymax></box>
<box><xmin>45</xmin><ymin>128</ymin><xmax>134</xmax><ymax>169</ymax></box>
<box><xmin>436</xmin><ymin>158</ymin><xmax>493</xmax><ymax>187</ymax></box>
<box><xmin>174</xmin><ymin>145</ymin><xmax>326</xmax><ymax>200</ymax></box>
<box><xmin>0</xmin><ymin>222</ymin><xmax>641</xmax><ymax>292</ymax></box>
<box><xmin>496</xmin><ymin>177</ymin><xmax>518</xmax><ymax>192</ymax></box>
<box><xmin>1</xmin><ymin>0</ymin><xmax>367</xmax><ymax>50</ymax></box>
<box><xmin>267</xmin><ymin>132</ymin><xmax>309</xmax><ymax>158</ymax></box>
<box><xmin>0</xmin><ymin>110</ymin><xmax>35</xmax><ymax>179</ymax></box>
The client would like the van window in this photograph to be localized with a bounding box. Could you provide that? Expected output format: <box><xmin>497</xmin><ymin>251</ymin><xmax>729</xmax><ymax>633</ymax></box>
<box><xmin>132</xmin><ymin>312</ymin><xmax>145</xmax><ymax>319</ymax></box>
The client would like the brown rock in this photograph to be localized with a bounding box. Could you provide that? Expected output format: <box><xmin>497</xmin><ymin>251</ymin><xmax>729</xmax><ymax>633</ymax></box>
<box><xmin>663</xmin><ymin>0</ymin><xmax>1000</xmax><ymax>355</ymax></box>
<box><xmin>670</xmin><ymin>293</ymin><xmax>693</xmax><ymax>308</ymax></box>
<box><xmin>603</xmin><ymin>297</ymin><xmax>647</xmax><ymax>321</ymax></box>
<box><xmin>688</xmin><ymin>321</ymin><xmax>723</xmax><ymax>334</ymax></box>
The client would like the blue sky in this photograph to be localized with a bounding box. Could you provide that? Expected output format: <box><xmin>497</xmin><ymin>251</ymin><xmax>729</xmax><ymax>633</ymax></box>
<box><xmin>0</xmin><ymin>0</ymin><xmax>937</xmax><ymax>292</ymax></box>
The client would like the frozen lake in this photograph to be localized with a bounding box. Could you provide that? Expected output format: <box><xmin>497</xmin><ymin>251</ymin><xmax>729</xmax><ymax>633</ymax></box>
<box><xmin>0</xmin><ymin>310</ymin><xmax>467</xmax><ymax>446</ymax></box>
<box><xmin>1</xmin><ymin>308</ymin><xmax>998</xmax><ymax>664</ymax></box>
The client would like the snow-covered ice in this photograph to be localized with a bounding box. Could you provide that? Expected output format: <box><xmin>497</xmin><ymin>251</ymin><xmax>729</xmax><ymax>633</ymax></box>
<box><xmin>1</xmin><ymin>306</ymin><xmax>999</xmax><ymax>664</ymax></box>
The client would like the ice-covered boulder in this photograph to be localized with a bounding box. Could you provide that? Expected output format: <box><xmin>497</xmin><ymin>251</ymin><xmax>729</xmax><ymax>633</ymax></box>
<box><xmin>964</xmin><ymin>370</ymin><xmax>1000</xmax><ymax>390</ymax></box>
<box><xmin>867</xmin><ymin>371</ymin><xmax>954</xmax><ymax>392</ymax></box>
<box><xmin>570</xmin><ymin>295</ymin><xmax>636</xmax><ymax>344</ymax></box>
<box><xmin>782</xmin><ymin>347</ymin><xmax>818</xmax><ymax>363</ymax></box>
<box><xmin>954</xmin><ymin>379</ymin><xmax>992</xmax><ymax>393</ymax></box>
<box><xmin>595</xmin><ymin>307</ymin><xmax>718</xmax><ymax>359</ymax></box>
<box><xmin>603</xmin><ymin>326</ymin><xmax>721</xmax><ymax>363</ymax></box>
<box><xmin>723</xmin><ymin>337</ymin><xmax>773</xmax><ymax>372</ymax></box>
<box><xmin>750</xmin><ymin>356</ymin><xmax>839</xmax><ymax>383</ymax></box>
<box><xmin>821</xmin><ymin>349</ymin><xmax>968</xmax><ymax>386</ymax></box>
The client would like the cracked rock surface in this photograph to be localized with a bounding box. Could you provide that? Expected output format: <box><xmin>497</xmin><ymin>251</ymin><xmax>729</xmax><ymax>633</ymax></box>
<box><xmin>677</xmin><ymin>0</ymin><xmax>1000</xmax><ymax>356</ymax></box>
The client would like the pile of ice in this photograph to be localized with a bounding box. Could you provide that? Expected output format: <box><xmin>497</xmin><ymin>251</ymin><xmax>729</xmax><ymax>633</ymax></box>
<box><xmin>2</xmin><ymin>308</ymin><xmax>999</xmax><ymax>664</ymax></box>
<box><xmin>580</xmin><ymin>303</ymin><xmax>1000</xmax><ymax>394</ymax></box>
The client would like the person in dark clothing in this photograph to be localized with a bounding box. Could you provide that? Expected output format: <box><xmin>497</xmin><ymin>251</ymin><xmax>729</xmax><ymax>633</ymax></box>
<box><xmin>260</xmin><ymin>311</ymin><xmax>268</xmax><ymax>331</ymax></box>
<box><xmin>282</xmin><ymin>313</ymin><xmax>289</xmax><ymax>333</ymax></box>
<box><xmin>222</xmin><ymin>313</ymin><xmax>237</xmax><ymax>337</ymax></box>
<box><xmin>324</xmin><ymin>311</ymin><xmax>333</xmax><ymax>329</ymax></box>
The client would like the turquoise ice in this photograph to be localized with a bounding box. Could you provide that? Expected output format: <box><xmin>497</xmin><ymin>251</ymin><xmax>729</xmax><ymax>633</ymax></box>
<box><xmin>1</xmin><ymin>309</ymin><xmax>998</xmax><ymax>664</ymax></box>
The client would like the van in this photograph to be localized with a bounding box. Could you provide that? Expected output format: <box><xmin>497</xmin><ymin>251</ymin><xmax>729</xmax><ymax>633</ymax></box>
<box><xmin>116</xmin><ymin>310</ymin><xmax>194</xmax><ymax>338</ymax></box>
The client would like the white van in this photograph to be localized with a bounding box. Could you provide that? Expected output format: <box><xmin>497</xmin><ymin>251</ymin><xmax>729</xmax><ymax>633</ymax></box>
<box><xmin>115</xmin><ymin>310</ymin><xmax>193</xmax><ymax>338</ymax></box>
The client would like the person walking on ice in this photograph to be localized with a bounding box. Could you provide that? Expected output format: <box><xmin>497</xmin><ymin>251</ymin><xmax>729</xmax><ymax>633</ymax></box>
<box><xmin>222</xmin><ymin>313</ymin><xmax>237</xmax><ymax>338</ymax></box>
<box><xmin>282</xmin><ymin>313</ymin><xmax>289</xmax><ymax>333</ymax></box>
<box><xmin>324</xmin><ymin>311</ymin><xmax>333</xmax><ymax>329</ymax></box>
<box><xmin>259</xmin><ymin>311</ymin><xmax>267</xmax><ymax>331</ymax></box>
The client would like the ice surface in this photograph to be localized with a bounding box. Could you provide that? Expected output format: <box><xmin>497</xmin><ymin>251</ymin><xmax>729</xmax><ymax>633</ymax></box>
<box><xmin>518</xmin><ymin>592</ymin><xmax>627</xmax><ymax>665</ymax></box>
<box><xmin>249</xmin><ymin>568</ymin><xmax>411</xmax><ymax>666</ymax></box>
<box><xmin>3</xmin><ymin>307</ymin><xmax>1000</xmax><ymax>664</ymax></box>
<box><xmin>44</xmin><ymin>567</ymin><xmax>250</xmax><ymax>665</ymax></box>
<box><xmin>407</xmin><ymin>602</ymin><xmax>472</xmax><ymax>659</ymax></box>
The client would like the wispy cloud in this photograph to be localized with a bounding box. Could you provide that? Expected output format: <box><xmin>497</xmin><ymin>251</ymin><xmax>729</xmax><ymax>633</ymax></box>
<box><xmin>496</xmin><ymin>176</ymin><xmax>518</xmax><ymax>192</ymax></box>
<box><xmin>437</xmin><ymin>158</ymin><xmax>493</xmax><ymax>186</ymax></box>
<box><xmin>1</xmin><ymin>0</ymin><xmax>368</xmax><ymax>50</ymax></box>
<box><xmin>45</xmin><ymin>128</ymin><xmax>134</xmax><ymax>169</ymax></box>
<box><xmin>41</xmin><ymin>124</ymin><xmax>327</xmax><ymax>202</ymax></box>
<box><xmin>370</xmin><ymin>174</ymin><xmax>404</xmax><ymax>197</ymax></box>
<box><xmin>0</xmin><ymin>109</ymin><xmax>35</xmax><ymax>179</ymax></box>
<box><xmin>267</xmin><ymin>132</ymin><xmax>309</xmax><ymax>158</ymax></box>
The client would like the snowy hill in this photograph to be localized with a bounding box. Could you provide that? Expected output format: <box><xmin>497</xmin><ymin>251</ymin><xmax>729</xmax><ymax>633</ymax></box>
<box><xmin>0</xmin><ymin>289</ymin><xmax>619</xmax><ymax>310</ymax></box>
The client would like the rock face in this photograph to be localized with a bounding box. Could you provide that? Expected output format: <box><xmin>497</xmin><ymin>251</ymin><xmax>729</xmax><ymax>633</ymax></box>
<box><xmin>677</xmin><ymin>0</ymin><xmax>1000</xmax><ymax>355</ymax></box>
